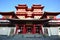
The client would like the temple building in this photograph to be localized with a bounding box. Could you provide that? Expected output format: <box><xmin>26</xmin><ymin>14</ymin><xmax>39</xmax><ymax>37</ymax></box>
<box><xmin>0</xmin><ymin>4</ymin><xmax>60</xmax><ymax>36</ymax></box>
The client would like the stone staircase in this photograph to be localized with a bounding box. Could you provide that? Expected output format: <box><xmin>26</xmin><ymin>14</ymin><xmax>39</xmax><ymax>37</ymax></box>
<box><xmin>0</xmin><ymin>35</ymin><xmax>11</xmax><ymax>40</ymax></box>
<box><xmin>0</xmin><ymin>34</ymin><xmax>60</xmax><ymax>40</ymax></box>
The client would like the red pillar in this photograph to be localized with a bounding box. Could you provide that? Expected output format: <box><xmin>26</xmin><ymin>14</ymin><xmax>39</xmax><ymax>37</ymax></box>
<box><xmin>15</xmin><ymin>24</ymin><xmax>19</xmax><ymax>34</ymax></box>
<box><xmin>33</xmin><ymin>24</ymin><xmax>36</xmax><ymax>34</ymax></box>
<box><xmin>22</xmin><ymin>24</ymin><xmax>26</xmax><ymax>34</ymax></box>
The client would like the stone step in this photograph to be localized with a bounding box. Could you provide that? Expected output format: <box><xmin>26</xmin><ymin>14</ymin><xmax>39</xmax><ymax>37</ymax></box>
<box><xmin>0</xmin><ymin>35</ymin><xmax>60</xmax><ymax>40</ymax></box>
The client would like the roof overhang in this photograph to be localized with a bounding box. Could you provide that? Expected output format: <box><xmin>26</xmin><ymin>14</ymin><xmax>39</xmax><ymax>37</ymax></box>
<box><xmin>7</xmin><ymin>19</ymin><xmax>51</xmax><ymax>24</ymax></box>
<box><xmin>0</xmin><ymin>11</ymin><xmax>18</xmax><ymax>18</ymax></box>
<box><xmin>0</xmin><ymin>11</ymin><xmax>15</xmax><ymax>15</ymax></box>
<box><xmin>41</xmin><ymin>11</ymin><xmax>60</xmax><ymax>19</ymax></box>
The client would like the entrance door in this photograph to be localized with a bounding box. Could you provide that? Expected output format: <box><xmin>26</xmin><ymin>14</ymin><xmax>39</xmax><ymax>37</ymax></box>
<box><xmin>26</xmin><ymin>25</ymin><xmax>33</xmax><ymax>34</ymax></box>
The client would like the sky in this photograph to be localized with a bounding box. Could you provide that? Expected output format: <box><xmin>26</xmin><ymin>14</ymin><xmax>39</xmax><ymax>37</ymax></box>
<box><xmin>0</xmin><ymin>0</ymin><xmax>60</xmax><ymax>18</ymax></box>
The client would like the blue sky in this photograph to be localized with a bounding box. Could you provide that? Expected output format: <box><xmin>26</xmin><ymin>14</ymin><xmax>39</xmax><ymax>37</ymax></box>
<box><xmin>0</xmin><ymin>0</ymin><xmax>60</xmax><ymax>18</ymax></box>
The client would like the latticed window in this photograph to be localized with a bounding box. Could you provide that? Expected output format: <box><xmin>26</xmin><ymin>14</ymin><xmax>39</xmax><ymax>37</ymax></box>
<box><xmin>34</xmin><ymin>16</ymin><xmax>41</xmax><ymax>19</ymax></box>
<box><xmin>5</xmin><ymin>16</ymin><xmax>9</xmax><ymax>19</ymax></box>
<box><xmin>17</xmin><ymin>16</ymin><xmax>25</xmax><ymax>19</ymax></box>
<box><xmin>49</xmin><ymin>16</ymin><xmax>54</xmax><ymax>19</ymax></box>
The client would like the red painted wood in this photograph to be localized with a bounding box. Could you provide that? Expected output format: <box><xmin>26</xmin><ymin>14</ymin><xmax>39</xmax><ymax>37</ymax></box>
<box><xmin>33</xmin><ymin>24</ymin><xmax>36</xmax><ymax>34</ymax></box>
<box><xmin>22</xmin><ymin>24</ymin><xmax>26</xmax><ymax>34</ymax></box>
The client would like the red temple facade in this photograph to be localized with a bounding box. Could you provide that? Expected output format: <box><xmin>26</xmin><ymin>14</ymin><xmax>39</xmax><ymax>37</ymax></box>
<box><xmin>0</xmin><ymin>4</ymin><xmax>60</xmax><ymax>36</ymax></box>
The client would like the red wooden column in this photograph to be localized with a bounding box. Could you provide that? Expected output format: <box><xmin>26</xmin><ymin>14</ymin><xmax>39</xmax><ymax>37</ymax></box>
<box><xmin>33</xmin><ymin>24</ymin><xmax>36</xmax><ymax>34</ymax></box>
<box><xmin>40</xmin><ymin>24</ymin><xmax>43</xmax><ymax>34</ymax></box>
<box><xmin>22</xmin><ymin>24</ymin><xmax>26</xmax><ymax>34</ymax></box>
<box><xmin>15</xmin><ymin>24</ymin><xmax>19</xmax><ymax>34</ymax></box>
